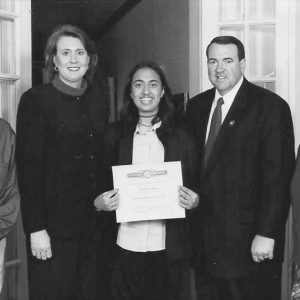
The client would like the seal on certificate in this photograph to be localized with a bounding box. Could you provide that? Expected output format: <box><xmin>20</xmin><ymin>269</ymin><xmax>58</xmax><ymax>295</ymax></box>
<box><xmin>127</xmin><ymin>169</ymin><xmax>168</xmax><ymax>178</ymax></box>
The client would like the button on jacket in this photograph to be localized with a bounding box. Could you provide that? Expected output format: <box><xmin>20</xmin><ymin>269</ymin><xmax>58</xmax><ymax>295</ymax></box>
<box><xmin>186</xmin><ymin>78</ymin><xmax>295</xmax><ymax>278</ymax></box>
<box><xmin>103</xmin><ymin>122</ymin><xmax>199</xmax><ymax>263</ymax></box>
<box><xmin>16</xmin><ymin>78</ymin><xmax>109</xmax><ymax>238</ymax></box>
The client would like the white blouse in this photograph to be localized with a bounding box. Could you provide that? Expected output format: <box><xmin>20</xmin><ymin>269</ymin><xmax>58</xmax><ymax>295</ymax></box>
<box><xmin>117</xmin><ymin>122</ymin><xmax>166</xmax><ymax>252</ymax></box>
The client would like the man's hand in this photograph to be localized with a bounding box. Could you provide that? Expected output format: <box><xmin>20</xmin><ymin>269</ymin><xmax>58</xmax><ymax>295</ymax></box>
<box><xmin>30</xmin><ymin>229</ymin><xmax>52</xmax><ymax>260</ymax></box>
<box><xmin>251</xmin><ymin>235</ymin><xmax>275</xmax><ymax>262</ymax></box>
<box><xmin>178</xmin><ymin>185</ymin><xmax>199</xmax><ymax>210</ymax></box>
<box><xmin>94</xmin><ymin>189</ymin><xmax>119</xmax><ymax>211</ymax></box>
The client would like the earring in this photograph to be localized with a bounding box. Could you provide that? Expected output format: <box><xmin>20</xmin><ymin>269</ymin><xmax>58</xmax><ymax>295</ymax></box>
<box><xmin>55</xmin><ymin>66</ymin><xmax>58</xmax><ymax>72</ymax></box>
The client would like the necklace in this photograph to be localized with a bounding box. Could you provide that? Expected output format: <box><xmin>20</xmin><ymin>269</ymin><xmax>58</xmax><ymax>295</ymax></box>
<box><xmin>138</xmin><ymin>113</ymin><xmax>157</xmax><ymax>118</ymax></box>
<box><xmin>138</xmin><ymin>122</ymin><xmax>153</xmax><ymax>127</ymax></box>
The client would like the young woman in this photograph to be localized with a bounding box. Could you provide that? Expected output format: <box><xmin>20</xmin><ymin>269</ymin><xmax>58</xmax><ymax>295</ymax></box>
<box><xmin>94</xmin><ymin>62</ymin><xmax>199</xmax><ymax>300</ymax></box>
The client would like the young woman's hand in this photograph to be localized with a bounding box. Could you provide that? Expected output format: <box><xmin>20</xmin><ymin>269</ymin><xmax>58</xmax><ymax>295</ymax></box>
<box><xmin>178</xmin><ymin>186</ymin><xmax>199</xmax><ymax>210</ymax></box>
<box><xmin>94</xmin><ymin>189</ymin><xmax>119</xmax><ymax>211</ymax></box>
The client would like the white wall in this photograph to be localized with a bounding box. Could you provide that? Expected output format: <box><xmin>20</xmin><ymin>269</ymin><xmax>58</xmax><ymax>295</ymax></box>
<box><xmin>294</xmin><ymin>1</ymin><xmax>300</xmax><ymax>148</ymax></box>
<box><xmin>99</xmin><ymin>0</ymin><xmax>189</xmax><ymax>115</ymax></box>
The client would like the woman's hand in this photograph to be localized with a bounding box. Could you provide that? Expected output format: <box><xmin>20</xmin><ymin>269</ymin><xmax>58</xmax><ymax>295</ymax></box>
<box><xmin>30</xmin><ymin>229</ymin><xmax>52</xmax><ymax>260</ymax></box>
<box><xmin>94</xmin><ymin>189</ymin><xmax>119</xmax><ymax>211</ymax></box>
<box><xmin>178</xmin><ymin>186</ymin><xmax>199</xmax><ymax>210</ymax></box>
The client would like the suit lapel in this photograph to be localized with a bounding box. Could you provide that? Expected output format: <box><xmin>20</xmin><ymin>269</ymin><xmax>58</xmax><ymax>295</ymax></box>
<box><xmin>194</xmin><ymin>90</ymin><xmax>214</xmax><ymax>152</ymax></box>
<box><xmin>199</xmin><ymin>97</ymin><xmax>214</xmax><ymax>142</ymax></box>
<box><xmin>205</xmin><ymin>80</ymin><xmax>250</xmax><ymax>172</ymax></box>
<box><xmin>119</xmin><ymin>132</ymin><xmax>134</xmax><ymax>165</ymax></box>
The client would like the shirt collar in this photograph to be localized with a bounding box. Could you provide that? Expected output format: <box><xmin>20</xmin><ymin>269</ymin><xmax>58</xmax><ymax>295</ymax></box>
<box><xmin>135</xmin><ymin>121</ymin><xmax>162</xmax><ymax>135</ymax></box>
<box><xmin>215</xmin><ymin>75</ymin><xmax>244</xmax><ymax>104</ymax></box>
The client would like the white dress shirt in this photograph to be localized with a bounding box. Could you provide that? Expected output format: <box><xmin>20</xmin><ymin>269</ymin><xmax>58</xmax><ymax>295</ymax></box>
<box><xmin>117</xmin><ymin>121</ymin><xmax>166</xmax><ymax>252</ymax></box>
<box><xmin>205</xmin><ymin>76</ymin><xmax>244</xmax><ymax>143</ymax></box>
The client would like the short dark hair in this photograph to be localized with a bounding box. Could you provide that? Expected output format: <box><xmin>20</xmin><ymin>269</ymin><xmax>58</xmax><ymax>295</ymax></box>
<box><xmin>120</xmin><ymin>61</ymin><xmax>174</xmax><ymax>127</ymax></box>
<box><xmin>44</xmin><ymin>24</ymin><xmax>98</xmax><ymax>84</ymax></box>
<box><xmin>206</xmin><ymin>36</ymin><xmax>245</xmax><ymax>61</ymax></box>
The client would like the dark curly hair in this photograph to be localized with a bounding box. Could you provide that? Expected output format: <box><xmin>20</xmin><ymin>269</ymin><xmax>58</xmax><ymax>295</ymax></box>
<box><xmin>120</xmin><ymin>61</ymin><xmax>174</xmax><ymax>128</ymax></box>
<box><xmin>44</xmin><ymin>24</ymin><xmax>98</xmax><ymax>84</ymax></box>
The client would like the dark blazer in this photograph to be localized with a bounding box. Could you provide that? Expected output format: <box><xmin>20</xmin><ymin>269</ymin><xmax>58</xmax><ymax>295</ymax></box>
<box><xmin>16</xmin><ymin>82</ymin><xmax>108</xmax><ymax>238</ymax></box>
<box><xmin>103</xmin><ymin>121</ymin><xmax>198</xmax><ymax>263</ymax></box>
<box><xmin>186</xmin><ymin>78</ymin><xmax>295</xmax><ymax>278</ymax></box>
<box><xmin>292</xmin><ymin>145</ymin><xmax>300</xmax><ymax>264</ymax></box>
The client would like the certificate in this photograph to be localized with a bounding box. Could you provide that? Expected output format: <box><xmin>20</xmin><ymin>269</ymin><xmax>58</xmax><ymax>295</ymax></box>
<box><xmin>112</xmin><ymin>161</ymin><xmax>185</xmax><ymax>223</ymax></box>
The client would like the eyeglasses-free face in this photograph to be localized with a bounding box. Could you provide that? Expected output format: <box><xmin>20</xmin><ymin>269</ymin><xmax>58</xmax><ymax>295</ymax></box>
<box><xmin>131</xmin><ymin>67</ymin><xmax>165</xmax><ymax>116</ymax></box>
<box><xmin>207</xmin><ymin>43</ymin><xmax>245</xmax><ymax>96</ymax></box>
<box><xmin>53</xmin><ymin>36</ymin><xmax>90</xmax><ymax>89</ymax></box>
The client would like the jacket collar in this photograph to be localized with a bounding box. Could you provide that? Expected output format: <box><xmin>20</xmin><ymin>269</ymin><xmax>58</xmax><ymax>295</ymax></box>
<box><xmin>52</xmin><ymin>75</ymin><xmax>87</xmax><ymax>97</ymax></box>
<box><xmin>118</xmin><ymin>121</ymin><xmax>171</xmax><ymax>165</ymax></box>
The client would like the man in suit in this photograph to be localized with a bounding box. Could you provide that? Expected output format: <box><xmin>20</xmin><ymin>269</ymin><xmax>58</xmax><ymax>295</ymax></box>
<box><xmin>186</xmin><ymin>36</ymin><xmax>295</xmax><ymax>300</ymax></box>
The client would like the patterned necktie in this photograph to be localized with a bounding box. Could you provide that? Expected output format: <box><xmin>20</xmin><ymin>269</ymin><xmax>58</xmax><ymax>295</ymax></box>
<box><xmin>204</xmin><ymin>97</ymin><xmax>224</xmax><ymax>169</ymax></box>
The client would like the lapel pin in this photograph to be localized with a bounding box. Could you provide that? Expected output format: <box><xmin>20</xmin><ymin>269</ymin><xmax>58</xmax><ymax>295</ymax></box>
<box><xmin>229</xmin><ymin>120</ymin><xmax>235</xmax><ymax>127</ymax></box>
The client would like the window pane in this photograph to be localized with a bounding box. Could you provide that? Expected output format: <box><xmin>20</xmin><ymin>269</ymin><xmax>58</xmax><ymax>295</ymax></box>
<box><xmin>0</xmin><ymin>18</ymin><xmax>15</xmax><ymax>74</ymax></box>
<box><xmin>219</xmin><ymin>0</ymin><xmax>244</xmax><ymax>22</ymax></box>
<box><xmin>248</xmin><ymin>25</ymin><xmax>275</xmax><ymax>78</ymax></box>
<box><xmin>220</xmin><ymin>27</ymin><xmax>244</xmax><ymax>44</ymax></box>
<box><xmin>0</xmin><ymin>80</ymin><xmax>17</xmax><ymax>126</ymax></box>
<box><xmin>266</xmin><ymin>82</ymin><xmax>275</xmax><ymax>93</ymax></box>
<box><xmin>253</xmin><ymin>81</ymin><xmax>276</xmax><ymax>93</ymax></box>
<box><xmin>0</xmin><ymin>0</ymin><xmax>15</xmax><ymax>12</ymax></box>
<box><xmin>249</xmin><ymin>0</ymin><xmax>275</xmax><ymax>20</ymax></box>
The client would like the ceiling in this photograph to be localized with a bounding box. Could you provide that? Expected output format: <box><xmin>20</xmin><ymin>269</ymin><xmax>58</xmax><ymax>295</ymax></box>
<box><xmin>31</xmin><ymin>0</ymin><xmax>141</xmax><ymax>61</ymax></box>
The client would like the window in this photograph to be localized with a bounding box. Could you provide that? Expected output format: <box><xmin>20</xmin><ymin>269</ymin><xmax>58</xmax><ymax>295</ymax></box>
<box><xmin>0</xmin><ymin>1</ymin><xmax>18</xmax><ymax>127</ymax></box>
<box><xmin>219</xmin><ymin>0</ymin><xmax>276</xmax><ymax>91</ymax></box>
<box><xmin>194</xmin><ymin>0</ymin><xmax>294</xmax><ymax>108</ymax></box>
<box><xmin>0</xmin><ymin>0</ymin><xmax>31</xmax><ymax>129</ymax></box>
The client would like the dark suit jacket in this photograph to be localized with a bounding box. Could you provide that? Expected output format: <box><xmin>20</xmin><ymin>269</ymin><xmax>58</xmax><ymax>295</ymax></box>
<box><xmin>102</xmin><ymin>121</ymin><xmax>199</xmax><ymax>263</ymax></box>
<box><xmin>16</xmin><ymin>82</ymin><xmax>108</xmax><ymax>238</ymax></box>
<box><xmin>186</xmin><ymin>78</ymin><xmax>295</xmax><ymax>278</ymax></box>
<box><xmin>291</xmin><ymin>145</ymin><xmax>300</xmax><ymax>264</ymax></box>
